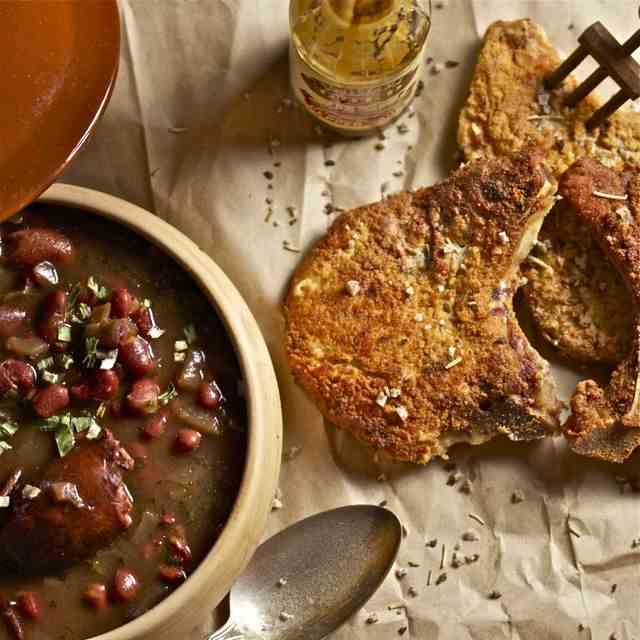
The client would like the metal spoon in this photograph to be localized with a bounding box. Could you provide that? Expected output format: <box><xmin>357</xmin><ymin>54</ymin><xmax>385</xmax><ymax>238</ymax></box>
<box><xmin>208</xmin><ymin>505</ymin><xmax>402</xmax><ymax>640</ymax></box>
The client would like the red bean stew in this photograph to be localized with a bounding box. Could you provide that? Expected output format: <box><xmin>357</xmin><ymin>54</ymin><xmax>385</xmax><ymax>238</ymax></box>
<box><xmin>0</xmin><ymin>205</ymin><xmax>246</xmax><ymax>639</ymax></box>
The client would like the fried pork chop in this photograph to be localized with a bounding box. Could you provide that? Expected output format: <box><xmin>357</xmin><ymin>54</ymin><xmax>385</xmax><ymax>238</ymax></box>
<box><xmin>285</xmin><ymin>151</ymin><xmax>560</xmax><ymax>464</ymax></box>
<box><xmin>458</xmin><ymin>19</ymin><xmax>638</xmax><ymax>365</ymax></box>
<box><xmin>560</xmin><ymin>159</ymin><xmax>640</xmax><ymax>463</ymax></box>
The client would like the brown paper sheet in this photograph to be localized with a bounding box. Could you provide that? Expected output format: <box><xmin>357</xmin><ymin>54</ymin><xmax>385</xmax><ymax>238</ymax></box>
<box><xmin>61</xmin><ymin>1</ymin><xmax>640</xmax><ymax>638</ymax></box>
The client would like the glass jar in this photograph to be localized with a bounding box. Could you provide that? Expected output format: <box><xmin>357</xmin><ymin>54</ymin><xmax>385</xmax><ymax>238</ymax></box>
<box><xmin>289</xmin><ymin>0</ymin><xmax>432</xmax><ymax>136</ymax></box>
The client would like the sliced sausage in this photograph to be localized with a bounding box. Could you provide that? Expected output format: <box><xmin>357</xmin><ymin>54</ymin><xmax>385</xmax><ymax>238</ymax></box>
<box><xmin>7</xmin><ymin>228</ymin><xmax>74</xmax><ymax>266</ymax></box>
<box><xmin>0</xmin><ymin>305</ymin><xmax>27</xmax><ymax>338</ymax></box>
<box><xmin>6</xmin><ymin>336</ymin><xmax>49</xmax><ymax>359</ymax></box>
<box><xmin>0</xmin><ymin>360</ymin><xmax>36</xmax><ymax>395</ymax></box>
<box><xmin>32</xmin><ymin>384</ymin><xmax>70</xmax><ymax>418</ymax></box>
<box><xmin>127</xmin><ymin>379</ymin><xmax>160</xmax><ymax>415</ymax></box>
<box><xmin>119</xmin><ymin>337</ymin><xmax>155</xmax><ymax>377</ymax></box>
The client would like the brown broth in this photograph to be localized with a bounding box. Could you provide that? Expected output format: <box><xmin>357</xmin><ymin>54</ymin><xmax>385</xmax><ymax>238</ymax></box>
<box><xmin>0</xmin><ymin>205</ymin><xmax>247</xmax><ymax>640</ymax></box>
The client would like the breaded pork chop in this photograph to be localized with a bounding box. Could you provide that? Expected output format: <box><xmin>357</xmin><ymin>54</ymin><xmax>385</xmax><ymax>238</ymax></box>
<box><xmin>458</xmin><ymin>19</ymin><xmax>637</xmax><ymax>365</ymax></box>
<box><xmin>285</xmin><ymin>151</ymin><xmax>561</xmax><ymax>464</ymax></box>
<box><xmin>560</xmin><ymin>159</ymin><xmax>640</xmax><ymax>463</ymax></box>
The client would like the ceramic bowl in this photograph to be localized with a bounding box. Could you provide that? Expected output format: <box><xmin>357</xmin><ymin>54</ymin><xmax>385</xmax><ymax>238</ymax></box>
<box><xmin>37</xmin><ymin>183</ymin><xmax>283</xmax><ymax>640</ymax></box>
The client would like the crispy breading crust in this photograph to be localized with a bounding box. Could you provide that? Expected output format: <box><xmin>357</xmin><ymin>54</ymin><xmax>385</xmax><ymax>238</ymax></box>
<box><xmin>285</xmin><ymin>152</ymin><xmax>561</xmax><ymax>463</ymax></box>
<box><xmin>523</xmin><ymin>201</ymin><xmax>632</xmax><ymax>365</ymax></box>
<box><xmin>459</xmin><ymin>19</ymin><xmax>637</xmax><ymax>366</ymax></box>
<box><xmin>559</xmin><ymin>159</ymin><xmax>640</xmax><ymax>463</ymax></box>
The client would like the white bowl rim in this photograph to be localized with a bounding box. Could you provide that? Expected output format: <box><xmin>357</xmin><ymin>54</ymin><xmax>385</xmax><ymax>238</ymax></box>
<box><xmin>35</xmin><ymin>182</ymin><xmax>283</xmax><ymax>640</ymax></box>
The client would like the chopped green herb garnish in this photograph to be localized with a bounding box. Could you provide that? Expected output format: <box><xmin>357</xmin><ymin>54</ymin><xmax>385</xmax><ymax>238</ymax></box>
<box><xmin>71</xmin><ymin>416</ymin><xmax>92</xmax><ymax>433</ymax></box>
<box><xmin>57</xmin><ymin>323</ymin><xmax>72</xmax><ymax>343</ymax></box>
<box><xmin>77</xmin><ymin>303</ymin><xmax>92</xmax><ymax>320</ymax></box>
<box><xmin>83</xmin><ymin>337</ymin><xmax>100</xmax><ymax>368</ymax></box>
<box><xmin>67</xmin><ymin>283</ymin><xmax>82</xmax><ymax>311</ymax></box>
<box><xmin>96</xmin><ymin>403</ymin><xmax>107</xmax><ymax>419</ymax></box>
<box><xmin>55</xmin><ymin>425</ymin><xmax>75</xmax><ymax>457</ymax></box>
<box><xmin>42</xmin><ymin>371</ymin><xmax>62</xmax><ymax>384</ymax></box>
<box><xmin>37</xmin><ymin>357</ymin><xmax>55</xmax><ymax>372</ymax></box>
<box><xmin>86</xmin><ymin>420</ymin><xmax>102</xmax><ymax>440</ymax></box>
<box><xmin>38</xmin><ymin>413</ymin><xmax>71</xmax><ymax>432</ymax></box>
<box><xmin>60</xmin><ymin>354</ymin><xmax>74</xmax><ymax>370</ymax></box>
<box><xmin>0</xmin><ymin>441</ymin><xmax>12</xmax><ymax>455</ymax></box>
<box><xmin>158</xmin><ymin>383</ymin><xmax>178</xmax><ymax>406</ymax></box>
<box><xmin>87</xmin><ymin>276</ymin><xmax>110</xmax><ymax>301</ymax></box>
<box><xmin>184</xmin><ymin>324</ymin><xmax>197</xmax><ymax>345</ymax></box>
<box><xmin>0</xmin><ymin>421</ymin><xmax>18</xmax><ymax>438</ymax></box>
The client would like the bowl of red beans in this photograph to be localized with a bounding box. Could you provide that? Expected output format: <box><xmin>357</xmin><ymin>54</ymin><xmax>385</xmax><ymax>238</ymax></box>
<box><xmin>0</xmin><ymin>183</ymin><xmax>282</xmax><ymax>640</ymax></box>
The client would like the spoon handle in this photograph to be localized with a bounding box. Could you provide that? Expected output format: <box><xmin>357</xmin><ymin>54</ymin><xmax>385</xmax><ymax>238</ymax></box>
<box><xmin>207</xmin><ymin>619</ymin><xmax>246</xmax><ymax>640</ymax></box>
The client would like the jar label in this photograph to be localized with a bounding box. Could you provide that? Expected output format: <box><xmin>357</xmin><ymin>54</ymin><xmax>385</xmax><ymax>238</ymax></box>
<box><xmin>290</xmin><ymin>43</ymin><xmax>421</xmax><ymax>132</ymax></box>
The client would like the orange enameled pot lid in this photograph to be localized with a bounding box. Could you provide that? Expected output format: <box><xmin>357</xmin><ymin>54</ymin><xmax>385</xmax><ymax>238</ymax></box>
<box><xmin>0</xmin><ymin>0</ymin><xmax>120</xmax><ymax>220</ymax></box>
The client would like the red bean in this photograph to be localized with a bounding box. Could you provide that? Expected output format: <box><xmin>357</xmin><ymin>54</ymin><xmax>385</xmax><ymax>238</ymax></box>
<box><xmin>0</xmin><ymin>360</ymin><xmax>36</xmax><ymax>395</ymax></box>
<box><xmin>132</xmin><ymin>307</ymin><xmax>154</xmax><ymax>337</ymax></box>
<box><xmin>111</xmin><ymin>288</ymin><xmax>138</xmax><ymax>318</ymax></box>
<box><xmin>168</xmin><ymin>536</ymin><xmax>192</xmax><ymax>563</ymax></box>
<box><xmin>119</xmin><ymin>336</ymin><xmax>155</xmax><ymax>377</ymax></box>
<box><xmin>174</xmin><ymin>429</ymin><xmax>202</xmax><ymax>453</ymax></box>
<box><xmin>7</xmin><ymin>228</ymin><xmax>74</xmax><ymax>266</ymax></box>
<box><xmin>83</xmin><ymin>583</ymin><xmax>108</xmax><ymax>610</ymax></box>
<box><xmin>89</xmin><ymin>370</ymin><xmax>120</xmax><ymax>401</ymax></box>
<box><xmin>197</xmin><ymin>381</ymin><xmax>222</xmax><ymax>409</ymax></box>
<box><xmin>32</xmin><ymin>384</ymin><xmax>70</xmax><ymax>418</ymax></box>
<box><xmin>158</xmin><ymin>565</ymin><xmax>187</xmax><ymax>584</ymax></box>
<box><xmin>70</xmin><ymin>383</ymin><xmax>90</xmax><ymax>402</ymax></box>
<box><xmin>16</xmin><ymin>592</ymin><xmax>41</xmax><ymax>621</ymax></box>
<box><xmin>38</xmin><ymin>290</ymin><xmax>67</xmax><ymax>345</ymax></box>
<box><xmin>127</xmin><ymin>378</ymin><xmax>160</xmax><ymax>415</ymax></box>
<box><xmin>112</xmin><ymin>569</ymin><xmax>140</xmax><ymax>602</ymax></box>
<box><xmin>142</xmin><ymin>411</ymin><xmax>168</xmax><ymax>439</ymax></box>
<box><xmin>95</xmin><ymin>318</ymin><xmax>137</xmax><ymax>350</ymax></box>
<box><xmin>0</xmin><ymin>305</ymin><xmax>27</xmax><ymax>337</ymax></box>
<box><xmin>160</xmin><ymin>512</ymin><xmax>176</xmax><ymax>527</ymax></box>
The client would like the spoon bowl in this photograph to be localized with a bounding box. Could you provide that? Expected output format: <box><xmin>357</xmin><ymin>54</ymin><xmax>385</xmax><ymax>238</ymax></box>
<box><xmin>212</xmin><ymin>505</ymin><xmax>401</xmax><ymax>639</ymax></box>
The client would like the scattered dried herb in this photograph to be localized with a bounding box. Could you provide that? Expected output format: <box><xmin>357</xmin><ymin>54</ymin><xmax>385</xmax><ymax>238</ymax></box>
<box><xmin>435</xmin><ymin>572</ymin><xmax>447</xmax><ymax>586</ymax></box>
<box><xmin>468</xmin><ymin>513</ymin><xmax>486</xmax><ymax>526</ymax></box>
